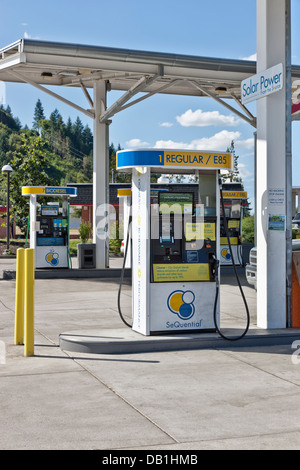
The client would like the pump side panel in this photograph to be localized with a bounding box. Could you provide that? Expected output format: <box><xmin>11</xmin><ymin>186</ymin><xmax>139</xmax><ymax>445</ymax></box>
<box><xmin>36</xmin><ymin>246</ymin><xmax>68</xmax><ymax>268</ymax></box>
<box><xmin>131</xmin><ymin>167</ymin><xmax>151</xmax><ymax>335</ymax></box>
<box><xmin>149</xmin><ymin>282</ymin><xmax>218</xmax><ymax>334</ymax></box>
<box><xmin>219</xmin><ymin>245</ymin><xmax>241</xmax><ymax>265</ymax></box>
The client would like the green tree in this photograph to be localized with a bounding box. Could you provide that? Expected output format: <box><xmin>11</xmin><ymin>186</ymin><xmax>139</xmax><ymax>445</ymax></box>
<box><xmin>32</xmin><ymin>99</ymin><xmax>46</xmax><ymax>131</ymax></box>
<box><xmin>82</xmin><ymin>154</ymin><xmax>93</xmax><ymax>180</ymax></box>
<box><xmin>242</xmin><ymin>215</ymin><xmax>255</xmax><ymax>243</ymax></box>
<box><xmin>222</xmin><ymin>140</ymin><xmax>252</xmax><ymax>216</ymax></box>
<box><xmin>0</xmin><ymin>124</ymin><xmax>10</xmax><ymax>168</ymax></box>
<box><xmin>7</xmin><ymin>132</ymin><xmax>53</xmax><ymax>233</ymax></box>
<box><xmin>222</xmin><ymin>140</ymin><xmax>241</xmax><ymax>183</ymax></box>
<box><xmin>82</xmin><ymin>125</ymin><xmax>93</xmax><ymax>154</ymax></box>
<box><xmin>0</xmin><ymin>105</ymin><xmax>21</xmax><ymax>131</ymax></box>
<box><xmin>109</xmin><ymin>143</ymin><xmax>130</xmax><ymax>183</ymax></box>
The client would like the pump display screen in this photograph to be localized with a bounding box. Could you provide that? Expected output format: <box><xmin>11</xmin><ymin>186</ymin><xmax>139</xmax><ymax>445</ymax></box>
<box><xmin>41</xmin><ymin>205</ymin><xmax>59</xmax><ymax>216</ymax></box>
<box><xmin>159</xmin><ymin>192</ymin><xmax>194</xmax><ymax>215</ymax></box>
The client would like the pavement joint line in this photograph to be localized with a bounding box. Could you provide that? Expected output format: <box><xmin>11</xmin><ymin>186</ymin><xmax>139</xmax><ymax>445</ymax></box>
<box><xmin>216</xmin><ymin>347</ymin><xmax>300</xmax><ymax>389</ymax></box>
<box><xmin>159</xmin><ymin>428</ymin><xmax>300</xmax><ymax>448</ymax></box>
<box><xmin>0</xmin><ymin>298</ymin><xmax>14</xmax><ymax>312</ymax></box>
<box><xmin>35</xmin><ymin>328</ymin><xmax>58</xmax><ymax>346</ymax></box>
<box><xmin>64</xmin><ymin>349</ymin><xmax>180</xmax><ymax>445</ymax></box>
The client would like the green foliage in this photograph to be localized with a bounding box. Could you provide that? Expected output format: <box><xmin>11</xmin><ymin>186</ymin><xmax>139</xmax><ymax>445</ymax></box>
<box><xmin>109</xmin><ymin>220</ymin><xmax>122</xmax><ymax>253</ymax></box>
<box><xmin>69</xmin><ymin>239</ymin><xmax>80</xmax><ymax>256</ymax></box>
<box><xmin>222</xmin><ymin>140</ymin><xmax>252</xmax><ymax>215</ymax></box>
<box><xmin>242</xmin><ymin>215</ymin><xmax>255</xmax><ymax>243</ymax></box>
<box><xmin>32</xmin><ymin>99</ymin><xmax>45</xmax><ymax>130</ymax></box>
<box><xmin>0</xmin><ymin>99</ymin><xmax>127</xmax><ymax>234</ymax></box>
<box><xmin>292</xmin><ymin>228</ymin><xmax>300</xmax><ymax>239</ymax></box>
<box><xmin>222</xmin><ymin>140</ymin><xmax>241</xmax><ymax>183</ymax></box>
<box><xmin>79</xmin><ymin>221</ymin><xmax>92</xmax><ymax>243</ymax></box>
<box><xmin>0</xmin><ymin>105</ymin><xmax>21</xmax><ymax>131</ymax></box>
<box><xmin>109</xmin><ymin>143</ymin><xmax>130</xmax><ymax>183</ymax></box>
<box><xmin>7</xmin><ymin>132</ymin><xmax>52</xmax><ymax>233</ymax></box>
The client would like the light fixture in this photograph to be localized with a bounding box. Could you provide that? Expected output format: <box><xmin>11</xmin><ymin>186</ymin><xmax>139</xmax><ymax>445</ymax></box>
<box><xmin>41</xmin><ymin>72</ymin><xmax>53</xmax><ymax>78</ymax></box>
<box><xmin>215</xmin><ymin>86</ymin><xmax>227</xmax><ymax>95</ymax></box>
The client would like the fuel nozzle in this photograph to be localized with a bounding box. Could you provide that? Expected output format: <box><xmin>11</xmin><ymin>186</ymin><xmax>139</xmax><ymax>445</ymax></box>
<box><xmin>218</xmin><ymin>174</ymin><xmax>223</xmax><ymax>189</ymax></box>
<box><xmin>208</xmin><ymin>252</ymin><xmax>219</xmax><ymax>281</ymax></box>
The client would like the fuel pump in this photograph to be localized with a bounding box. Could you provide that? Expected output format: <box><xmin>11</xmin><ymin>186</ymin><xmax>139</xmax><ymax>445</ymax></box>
<box><xmin>35</xmin><ymin>202</ymin><xmax>69</xmax><ymax>268</ymax></box>
<box><xmin>219</xmin><ymin>183</ymin><xmax>248</xmax><ymax>266</ymax></box>
<box><xmin>22</xmin><ymin>186</ymin><xmax>77</xmax><ymax>268</ymax></box>
<box><xmin>116</xmin><ymin>149</ymin><xmax>235</xmax><ymax>336</ymax></box>
<box><xmin>215</xmin><ymin>176</ymin><xmax>250</xmax><ymax>340</ymax></box>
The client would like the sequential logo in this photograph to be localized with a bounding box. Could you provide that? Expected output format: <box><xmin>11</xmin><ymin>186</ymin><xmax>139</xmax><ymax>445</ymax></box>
<box><xmin>221</xmin><ymin>247</ymin><xmax>231</xmax><ymax>261</ymax></box>
<box><xmin>45</xmin><ymin>249</ymin><xmax>59</xmax><ymax>266</ymax></box>
<box><xmin>167</xmin><ymin>290</ymin><xmax>195</xmax><ymax>321</ymax></box>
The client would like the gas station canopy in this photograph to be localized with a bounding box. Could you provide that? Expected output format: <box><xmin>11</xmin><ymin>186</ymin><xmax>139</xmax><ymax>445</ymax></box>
<box><xmin>1</xmin><ymin>39</ymin><xmax>300</xmax><ymax>127</ymax></box>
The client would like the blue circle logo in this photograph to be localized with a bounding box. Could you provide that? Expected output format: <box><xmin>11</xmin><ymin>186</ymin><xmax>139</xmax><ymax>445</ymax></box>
<box><xmin>167</xmin><ymin>290</ymin><xmax>195</xmax><ymax>320</ymax></box>
<box><xmin>45</xmin><ymin>249</ymin><xmax>59</xmax><ymax>266</ymax></box>
<box><xmin>221</xmin><ymin>248</ymin><xmax>231</xmax><ymax>261</ymax></box>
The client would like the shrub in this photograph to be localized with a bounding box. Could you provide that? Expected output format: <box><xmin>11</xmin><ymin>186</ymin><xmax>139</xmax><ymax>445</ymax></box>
<box><xmin>242</xmin><ymin>215</ymin><xmax>255</xmax><ymax>244</ymax></box>
<box><xmin>79</xmin><ymin>221</ymin><xmax>92</xmax><ymax>243</ymax></box>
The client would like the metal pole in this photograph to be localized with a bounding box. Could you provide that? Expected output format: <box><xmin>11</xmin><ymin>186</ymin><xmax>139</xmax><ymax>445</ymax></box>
<box><xmin>6</xmin><ymin>171</ymin><xmax>10</xmax><ymax>253</ymax></box>
<box><xmin>93</xmin><ymin>80</ymin><xmax>109</xmax><ymax>268</ymax></box>
<box><xmin>285</xmin><ymin>0</ymin><xmax>292</xmax><ymax>327</ymax></box>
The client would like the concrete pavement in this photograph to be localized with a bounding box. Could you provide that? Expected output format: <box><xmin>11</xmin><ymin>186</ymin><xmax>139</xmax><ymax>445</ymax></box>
<box><xmin>1</xmin><ymin>256</ymin><xmax>300</xmax><ymax>450</ymax></box>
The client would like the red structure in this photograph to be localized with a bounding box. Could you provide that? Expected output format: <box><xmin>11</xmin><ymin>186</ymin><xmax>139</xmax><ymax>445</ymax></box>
<box><xmin>0</xmin><ymin>207</ymin><xmax>9</xmax><ymax>238</ymax></box>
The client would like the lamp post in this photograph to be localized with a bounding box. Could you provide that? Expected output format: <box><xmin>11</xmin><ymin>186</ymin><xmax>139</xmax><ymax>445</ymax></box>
<box><xmin>2</xmin><ymin>164</ymin><xmax>13</xmax><ymax>254</ymax></box>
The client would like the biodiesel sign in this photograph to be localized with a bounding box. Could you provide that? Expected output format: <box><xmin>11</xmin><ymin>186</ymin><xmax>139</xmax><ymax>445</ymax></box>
<box><xmin>241</xmin><ymin>63</ymin><xmax>283</xmax><ymax>104</ymax></box>
<box><xmin>22</xmin><ymin>186</ymin><xmax>77</xmax><ymax>196</ymax></box>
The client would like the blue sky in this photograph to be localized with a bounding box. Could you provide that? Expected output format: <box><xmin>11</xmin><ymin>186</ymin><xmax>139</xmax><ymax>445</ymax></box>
<box><xmin>1</xmin><ymin>0</ymin><xmax>300</xmax><ymax>213</ymax></box>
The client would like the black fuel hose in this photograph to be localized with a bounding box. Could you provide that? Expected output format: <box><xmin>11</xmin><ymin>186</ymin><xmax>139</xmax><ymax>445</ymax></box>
<box><xmin>117</xmin><ymin>217</ymin><xmax>132</xmax><ymax>328</ymax></box>
<box><xmin>213</xmin><ymin>178</ymin><xmax>250</xmax><ymax>341</ymax></box>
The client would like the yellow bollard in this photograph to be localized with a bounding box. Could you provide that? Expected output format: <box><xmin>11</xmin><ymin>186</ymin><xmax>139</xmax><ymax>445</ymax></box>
<box><xmin>14</xmin><ymin>248</ymin><xmax>25</xmax><ymax>345</ymax></box>
<box><xmin>24</xmin><ymin>248</ymin><xmax>35</xmax><ymax>357</ymax></box>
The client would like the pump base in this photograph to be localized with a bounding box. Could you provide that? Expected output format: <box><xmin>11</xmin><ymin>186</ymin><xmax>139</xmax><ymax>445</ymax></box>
<box><xmin>59</xmin><ymin>327</ymin><xmax>224</xmax><ymax>355</ymax></box>
<box><xmin>59</xmin><ymin>327</ymin><xmax>300</xmax><ymax>355</ymax></box>
<box><xmin>149</xmin><ymin>328</ymin><xmax>216</xmax><ymax>336</ymax></box>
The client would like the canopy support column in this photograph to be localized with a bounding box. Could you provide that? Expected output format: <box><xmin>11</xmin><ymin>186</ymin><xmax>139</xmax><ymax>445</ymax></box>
<box><xmin>93</xmin><ymin>80</ymin><xmax>109</xmax><ymax>268</ymax></box>
<box><xmin>256</xmin><ymin>0</ymin><xmax>292</xmax><ymax>328</ymax></box>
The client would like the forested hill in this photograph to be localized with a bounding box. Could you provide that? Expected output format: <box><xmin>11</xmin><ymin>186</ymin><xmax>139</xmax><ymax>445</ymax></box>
<box><xmin>0</xmin><ymin>99</ymin><xmax>127</xmax><ymax>206</ymax></box>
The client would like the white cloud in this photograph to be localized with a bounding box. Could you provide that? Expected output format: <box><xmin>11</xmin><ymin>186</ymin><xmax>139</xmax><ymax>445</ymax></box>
<box><xmin>24</xmin><ymin>31</ymin><xmax>40</xmax><ymax>39</ymax></box>
<box><xmin>176</xmin><ymin>109</ymin><xmax>239</xmax><ymax>127</ymax></box>
<box><xmin>125</xmin><ymin>138</ymin><xmax>150</xmax><ymax>148</ymax></box>
<box><xmin>237</xmin><ymin>162</ymin><xmax>253</xmax><ymax>181</ymax></box>
<box><xmin>154</xmin><ymin>139</ymin><xmax>188</xmax><ymax>149</ymax></box>
<box><xmin>242</xmin><ymin>53</ymin><xmax>257</xmax><ymax>61</ymax></box>
<box><xmin>159</xmin><ymin>122</ymin><xmax>173</xmax><ymax>127</ymax></box>
<box><xmin>154</xmin><ymin>130</ymin><xmax>253</xmax><ymax>151</ymax></box>
<box><xmin>235</xmin><ymin>138</ymin><xmax>254</xmax><ymax>149</ymax></box>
